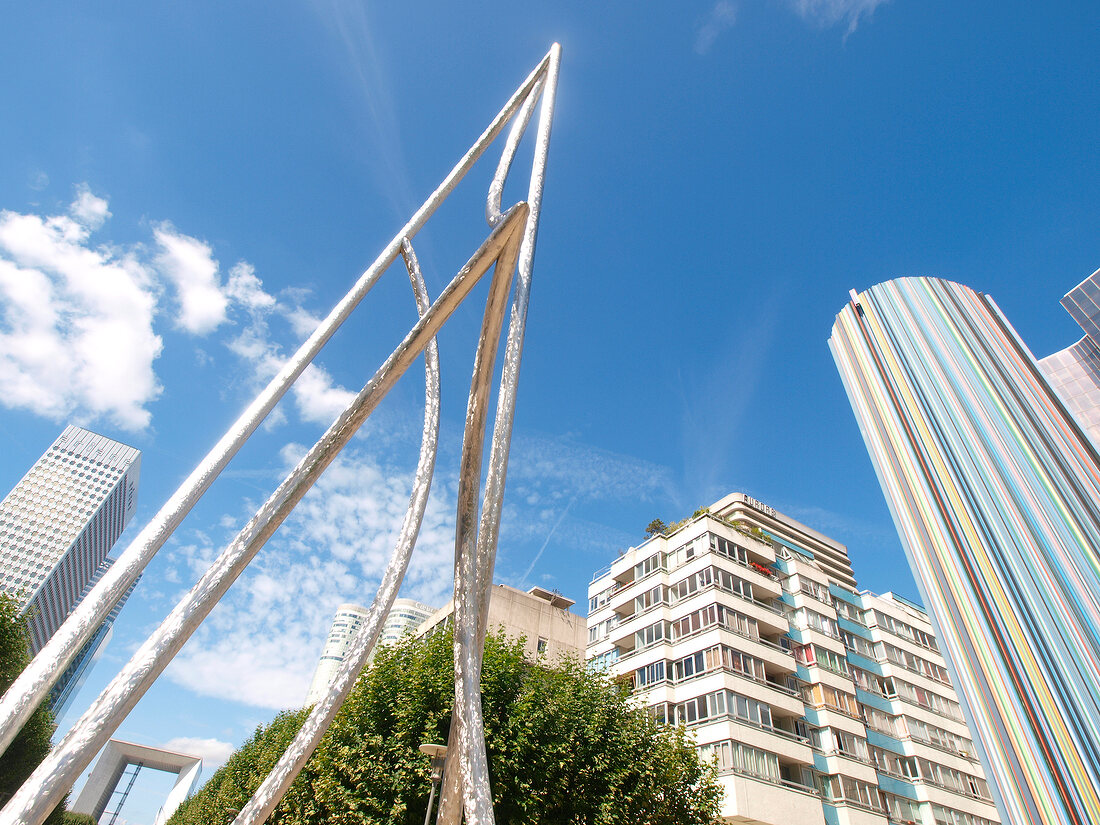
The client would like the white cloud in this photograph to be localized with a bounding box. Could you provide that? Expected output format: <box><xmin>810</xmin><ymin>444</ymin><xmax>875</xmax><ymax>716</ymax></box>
<box><xmin>695</xmin><ymin>1</ymin><xmax>738</xmax><ymax>55</ymax></box>
<box><xmin>226</xmin><ymin>262</ymin><xmax>276</xmax><ymax>312</ymax></box>
<box><xmin>291</xmin><ymin>364</ymin><xmax>358</xmax><ymax>426</ymax></box>
<box><xmin>783</xmin><ymin>0</ymin><xmax>888</xmax><ymax>33</ymax></box>
<box><xmin>0</xmin><ymin>185</ymin><xmax>357</xmax><ymax>433</ymax></box>
<box><xmin>160</xmin><ymin>736</ymin><xmax>235</xmax><ymax>770</ymax></box>
<box><xmin>167</xmin><ymin>443</ymin><xmax>456</xmax><ymax>709</ymax></box>
<box><xmin>70</xmin><ymin>184</ymin><xmax>111</xmax><ymax>230</ymax></box>
<box><xmin>153</xmin><ymin>224</ymin><xmax>228</xmax><ymax>335</ymax></box>
<box><xmin>0</xmin><ymin>197</ymin><xmax>162</xmax><ymax>430</ymax></box>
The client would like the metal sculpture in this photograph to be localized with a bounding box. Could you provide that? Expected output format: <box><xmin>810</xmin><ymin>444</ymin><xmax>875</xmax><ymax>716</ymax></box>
<box><xmin>0</xmin><ymin>44</ymin><xmax>560</xmax><ymax>825</ymax></box>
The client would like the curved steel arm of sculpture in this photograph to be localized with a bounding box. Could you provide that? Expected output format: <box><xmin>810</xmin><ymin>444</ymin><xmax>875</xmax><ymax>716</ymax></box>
<box><xmin>0</xmin><ymin>44</ymin><xmax>556</xmax><ymax>757</ymax></box>
<box><xmin>230</xmin><ymin>238</ymin><xmax>441</xmax><ymax>825</ymax></box>
<box><xmin>0</xmin><ymin>207</ymin><xmax>529</xmax><ymax>825</ymax></box>
<box><xmin>486</xmin><ymin>77</ymin><xmax>542</xmax><ymax>228</ymax></box>
<box><xmin>0</xmin><ymin>44</ymin><xmax>558</xmax><ymax>825</ymax></box>
<box><xmin>437</xmin><ymin>42</ymin><xmax>560</xmax><ymax>825</ymax></box>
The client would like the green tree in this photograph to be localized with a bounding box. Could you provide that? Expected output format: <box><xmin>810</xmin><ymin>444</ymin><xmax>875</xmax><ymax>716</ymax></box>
<box><xmin>0</xmin><ymin>594</ymin><xmax>64</xmax><ymax>824</ymax></box>
<box><xmin>644</xmin><ymin>518</ymin><xmax>667</xmax><ymax>538</ymax></box>
<box><xmin>171</xmin><ymin>631</ymin><xmax>721</xmax><ymax>825</ymax></box>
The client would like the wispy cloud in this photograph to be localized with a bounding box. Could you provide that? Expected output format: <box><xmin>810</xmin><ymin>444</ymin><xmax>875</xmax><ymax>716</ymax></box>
<box><xmin>309</xmin><ymin>0</ymin><xmax>416</xmax><ymax>220</ymax></box>
<box><xmin>695</xmin><ymin>1</ymin><xmax>739</xmax><ymax>55</ymax></box>
<box><xmin>500</xmin><ymin>432</ymin><xmax>678</xmax><ymax>582</ymax></box>
<box><xmin>166</xmin><ymin>443</ymin><xmax>457</xmax><ymax>709</ymax></box>
<box><xmin>782</xmin><ymin>0</ymin><xmax>889</xmax><ymax>34</ymax></box>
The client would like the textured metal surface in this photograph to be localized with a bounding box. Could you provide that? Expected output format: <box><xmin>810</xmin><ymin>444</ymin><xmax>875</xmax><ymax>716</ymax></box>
<box><xmin>437</xmin><ymin>42</ymin><xmax>560</xmax><ymax>825</ymax></box>
<box><xmin>0</xmin><ymin>44</ymin><xmax>559</xmax><ymax>825</ymax></box>
<box><xmin>0</xmin><ymin>44</ymin><xmax>554</xmax><ymax>757</ymax></box>
<box><xmin>231</xmin><ymin>239</ymin><xmax>441</xmax><ymax>825</ymax></box>
<box><xmin>0</xmin><ymin>207</ymin><xmax>528</xmax><ymax>825</ymax></box>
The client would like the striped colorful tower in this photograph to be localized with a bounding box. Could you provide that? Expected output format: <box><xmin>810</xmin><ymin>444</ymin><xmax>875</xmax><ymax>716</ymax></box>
<box><xmin>829</xmin><ymin>277</ymin><xmax>1100</xmax><ymax>825</ymax></box>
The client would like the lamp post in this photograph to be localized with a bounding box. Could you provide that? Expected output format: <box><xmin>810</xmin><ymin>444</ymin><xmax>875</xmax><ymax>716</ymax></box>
<box><xmin>418</xmin><ymin>743</ymin><xmax>447</xmax><ymax>825</ymax></box>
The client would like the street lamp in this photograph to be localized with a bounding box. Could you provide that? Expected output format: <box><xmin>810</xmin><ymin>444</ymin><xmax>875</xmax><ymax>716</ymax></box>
<box><xmin>418</xmin><ymin>743</ymin><xmax>447</xmax><ymax>825</ymax></box>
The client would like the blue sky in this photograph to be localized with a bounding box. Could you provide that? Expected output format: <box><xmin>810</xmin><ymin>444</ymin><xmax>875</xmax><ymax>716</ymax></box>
<box><xmin>1</xmin><ymin>1</ymin><xmax>1098</xmax><ymax>821</ymax></box>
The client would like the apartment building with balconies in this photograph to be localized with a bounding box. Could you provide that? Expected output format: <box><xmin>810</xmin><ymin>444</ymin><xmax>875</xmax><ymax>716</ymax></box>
<box><xmin>587</xmin><ymin>493</ymin><xmax>1000</xmax><ymax>825</ymax></box>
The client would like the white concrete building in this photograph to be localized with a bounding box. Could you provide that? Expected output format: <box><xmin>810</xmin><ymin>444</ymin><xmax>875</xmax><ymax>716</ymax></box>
<box><xmin>587</xmin><ymin>493</ymin><xmax>999</xmax><ymax>825</ymax></box>
<box><xmin>418</xmin><ymin>583</ymin><xmax>585</xmax><ymax>662</ymax></box>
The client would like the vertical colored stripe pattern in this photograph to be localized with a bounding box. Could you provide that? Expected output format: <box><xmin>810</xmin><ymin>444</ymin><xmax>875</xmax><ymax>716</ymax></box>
<box><xmin>829</xmin><ymin>277</ymin><xmax>1100</xmax><ymax>825</ymax></box>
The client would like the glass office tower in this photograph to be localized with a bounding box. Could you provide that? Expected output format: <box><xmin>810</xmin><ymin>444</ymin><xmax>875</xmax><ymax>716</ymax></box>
<box><xmin>830</xmin><ymin>277</ymin><xmax>1100</xmax><ymax>825</ymax></box>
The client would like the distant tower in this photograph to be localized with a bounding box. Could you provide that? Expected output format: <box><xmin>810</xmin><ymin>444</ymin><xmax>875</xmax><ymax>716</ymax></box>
<box><xmin>305</xmin><ymin>598</ymin><xmax>434</xmax><ymax>705</ymax></box>
<box><xmin>831</xmin><ymin>277</ymin><xmax>1100</xmax><ymax>825</ymax></box>
<box><xmin>0</xmin><ymin>426</ymin><xmax>141</xmax><ymax>653</ymax></box>
<box><xmin>1038</xmin><ymin>266</ymin><xmax>1100</xmax><ymax>446</ymax></box>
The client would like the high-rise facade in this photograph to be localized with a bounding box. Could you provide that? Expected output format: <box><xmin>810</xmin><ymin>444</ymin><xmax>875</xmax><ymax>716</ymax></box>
<box><xmin>305</xmin><ymin>599</ymin><xmax>435</xmax><ymax>705</ymax></box>
<box><xmin>830</xmin><ymin>277</ymin><xmax>1100</xmax><ymax>825</ymax></box>
<box><xmin>1037</xmin><ymin>266</ymin><xmax>1100</xmax><ymax>446</ymax></box>
<box><xmin>47</xmin><ymin>558</ymin><xmax>139</xmax><ymax>717</ymax></box>
<box><xmin>587</xmin><ymin>493</ymin><xmax>999</xmax><ymax>825</ymax></box>
<box><xmin>0</xmin><ymin>425</ymin><xmax>141</xmax><ymax>653</ymax></box>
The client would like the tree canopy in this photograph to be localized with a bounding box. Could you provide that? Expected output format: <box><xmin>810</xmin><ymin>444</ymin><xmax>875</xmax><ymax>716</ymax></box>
<box><xmin>170</xmin><ymin>630</ymin><xmax>721</xmax><ymax>825</ymax></box>
<box><xmin>0</xmin><ymin>594</ymin><xmax>64</xmax><ymax>824</ymax></box>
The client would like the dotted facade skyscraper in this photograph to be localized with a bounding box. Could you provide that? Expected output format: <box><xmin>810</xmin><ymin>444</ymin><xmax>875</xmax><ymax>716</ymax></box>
<box><xmin>0</xmin><ymin>425</ymin><xmax>141</xmax><ymax>654</ymax></box>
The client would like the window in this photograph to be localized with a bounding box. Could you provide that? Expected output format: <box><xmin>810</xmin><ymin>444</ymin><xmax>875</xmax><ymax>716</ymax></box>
<box><xmin>730</xmin><ymin>691</ymin><xmax>772</xmax><ymax>728</ymax></box>
<box><xmin>794</xmin><ymin>608</ymin><xmax>841</xmax><ymax>639</ymax></box>
<box><xmin>672</xmin><ymin>603</ymin><xmax>759</xmax><ymax>642</ymax></box>
<box><xmin>709</xmin><ymin>533</ymin><xmax>748</xmax><ymax>565</ymax></box>
<box><xmin>634</xmin><ymin>552</ymin><xmax>667</xmax><ymax>580</ymax></box>
<box><xmin>673</xmin><ymin>651</ymin><xmax>705</xmax><ymax>682</ymax></box>
<box><xmin>670</xmin><ymin>565</ymin><xmax>754</xmax><ymax>604</ymax></box>
<box><xmin>878</xmin><ymin>641</ymin><xmax>952</xmax><ymax>684</ymax></box>
<box><xmin>588</xmin><ymin>616</ymin><xmax>617</xmax><ymax>644</ymax></box>
<box><xmin>850</xmin><ymin>665</ymin><xmax>887</xmax><ymax>695</ymax></box>
<box><xmin>905</xmin><ymin>717</ymin><xmax>975</xmax><ymax>756</ymax></box>
<box><xmin>880</xmin><ymin>792</ymin><xmax>922</xmax><ymax>822</ymax></box>
<box><xmin>812</xmin><ymin>645</ymin><xmax>849</xmax><ymax>676</ymax></box>
<box><xmin>885</xmin><ymin>677</ymin><xmax>965</xmax><ymax>722</ymax></box>
<box><xmin>635</xmin><ymin>620</ymin><xmax>669</xmax><ymax>649</ymax></box>
<box><xmin>674</xmin><ymin>690</ymin><xmax>727</xmax><ymax>725</ymax></box>
<box><xmin>635</xmin><ymin>583</ymin><xmax>669</xmax><ymax>613</ymax></box>
<box><xmin>634</xmin><ymin>660</ymin><xmax>666</xmax><ymax>688</ymax></box>
<box><xmin>588</xmin><ymin>587</ymin><xmax>613</xmax><ymax>613</ymax></box>
<box><xmin>797</xmin><ymin>576</ymin><xmax>831</xmax><ymax>604</ymax></box>
<box><xmin>814</xmin><ymin>727</ymin><xmax>869</xmax><ymax>761</ymax></box>
<box><xmin>668</xmin><ymin>538</ymin><xmax>701</xmax><ymax>567</ymax></box>
<box><xmin>802</xmin><ymin>684</ymin><xmax>859</xmax><ymax>717</ymax></box>
<box><xmin>916</xmin><ymin>759</ymin><xmax>992</xmax><ymax>801</ymax></box>
<box><xmin>869</xmin><ymin>744</ymin><xmax>917</xmax><ymax>778</ymax></box>
<box><xmin>536</xmin><ymin>637</ymin><xmax>548</xmax><ymax>655</ymax></box>
<box><xmin>930</xmin><ymin>805</ymin><xmax>997</xmax><ymax>825</ymax></box>
<box><xmin>697</xmin><ymin>740</ymin><xmax>780</xmax><ymax>783</ymax></box>
<box><xmin>840</xmin><ymin>629</ymin><xmax>876</xmax><ymax>658</ymax></box>
<box><xmin>870</xmin><ymin>609</ymin><xmax>939</xmax><ymax>652</ymax></box>
<box><xmin>587</xmin><ymin>649</ymin><xmax>619</xmax><ymax>672</ymax></box>
<box><xmin>822</xmin><ymin>776</ymin><xmax>884</xmax><ymax>811</ymax></box>
<box><xmin>861</xmin><ymin>706</ymin><xmax>900</xmax><ymax>737</ymax></box>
